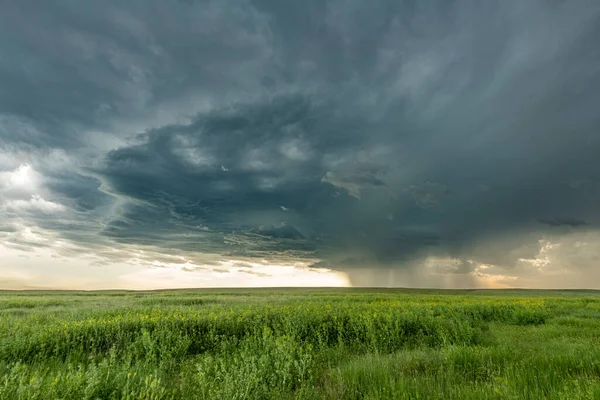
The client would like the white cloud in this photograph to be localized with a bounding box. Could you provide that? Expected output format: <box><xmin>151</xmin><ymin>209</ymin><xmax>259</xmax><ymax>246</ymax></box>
<box><xmin>6</xmin><ymin>195</ymin><xmax>66</xmax><ymax>214</ymax></box>
<box><xmin>1</xmin><ymin>164</ymin><xmax>67</xmax><ymax>215</ymax></box>
<box><xmin>0</xmin><ymin>164</ymin><xmax>39</xmax><ymax>196</ymax></box>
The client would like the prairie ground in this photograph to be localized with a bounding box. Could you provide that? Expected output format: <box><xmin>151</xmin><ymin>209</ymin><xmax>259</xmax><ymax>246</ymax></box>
<box><xmin>1</xmin><ymin>288</ymin><xmax>599</xmax><ymax>399</ymax></box>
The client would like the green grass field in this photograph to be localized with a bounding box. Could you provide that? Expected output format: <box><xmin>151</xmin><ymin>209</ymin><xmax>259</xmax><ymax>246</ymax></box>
<box><xmin>1</xmin><ymin>288</ymin><xmax>599</xmax><ymax>399</ymax></box>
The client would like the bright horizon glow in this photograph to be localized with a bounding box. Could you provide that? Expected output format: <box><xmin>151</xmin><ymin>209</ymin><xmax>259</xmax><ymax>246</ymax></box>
<box><xmin>0</xmin><ymin>244</ymin><xmax>351</xmax><ymax>290</ymax></box>
<box><xmin>4</xmin><ymin>241</ymin><xmax>600</xmax><ymax>290</ymax></box>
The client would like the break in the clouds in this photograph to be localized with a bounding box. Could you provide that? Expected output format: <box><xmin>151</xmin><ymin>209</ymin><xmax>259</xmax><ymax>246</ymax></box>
<box><xmin>1</xmin><ymin>0</ymin><xmax>600</xmax><ymax>289</ymax></box>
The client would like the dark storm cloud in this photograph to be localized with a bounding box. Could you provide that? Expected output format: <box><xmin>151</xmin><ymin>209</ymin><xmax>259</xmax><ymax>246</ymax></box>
<box><xmin>0</xmin><ymin>0</ymin><xmax>279</xmax><ymax>148</ymax></box>
<box><xmin>250</xmin><ymin>223</ymin><xmax>305</xmax><ymax>240</ymax></box>
<box><xmin>538</xmin><ymin>217</ymin><xmax>588</xmax><ymax>228</ymax></box>
<box><xmin>2</xmin><ymin>0</ymin><xmax>600</xmax><ymax>286</ymax></box>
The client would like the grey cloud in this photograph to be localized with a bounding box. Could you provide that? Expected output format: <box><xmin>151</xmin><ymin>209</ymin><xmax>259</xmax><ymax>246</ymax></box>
<box><xmin>538</xmin><ymin>217</ymin><xmax>588</xmax><ymax>228</ymax></box>
<box><xmin>250</xmin><ymin>223</ymin><xmax>305</xmax><ymax>240</ymax></box>
<box><xmin>238</xmin><ymin>269</ymin><xmax>271</xmax><ymax>278</ymax></box>
<box><xmin>404</xmin><ymin>182</ymin><xmax>450</xmax><ymax>209</ymax></box>
<box><xmin>1</xmin><ymin>0</ymin><xmax>600</xmax><ymax>287</ymax></box>
<box><xmin>0</xmin><ymin>0</ymin><xmax>278</xmax><ymax>148</ymax></box>
<box><xmin>0</xmin><ymin>225</ymin><xmax>17</xmax><ymax>233</ymax></box>
<box><xmin>321</xmin><ymin>169</ymin><xmax>386</xmax><ymax>199</ymax></box>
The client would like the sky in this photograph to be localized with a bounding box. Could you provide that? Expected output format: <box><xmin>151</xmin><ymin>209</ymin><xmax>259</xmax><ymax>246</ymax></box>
<box><xmin>1</xmin><ymin>1</ymin><xmax>600</xmax><ymax>290</ymax></box>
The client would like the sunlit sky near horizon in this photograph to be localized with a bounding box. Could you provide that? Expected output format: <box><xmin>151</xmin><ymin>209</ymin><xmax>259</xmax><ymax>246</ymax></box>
<box><xmin>2</xmin><ymin>1</ymin><xmax>600</xmax><ymax>290</ymax></box>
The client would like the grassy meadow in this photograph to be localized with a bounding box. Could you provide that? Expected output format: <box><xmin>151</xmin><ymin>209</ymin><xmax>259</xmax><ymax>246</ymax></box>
<box><xmin>0</xmin><ymin>288</ymin><xmax>599</xmax><ymax>399</ymax></box>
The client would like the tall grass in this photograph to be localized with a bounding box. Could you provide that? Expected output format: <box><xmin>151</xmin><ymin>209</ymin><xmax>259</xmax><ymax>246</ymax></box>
<box><xmin>0</xmin><ymin>290</ymin><xmax>599</xmax><ymax>399</ymax></box>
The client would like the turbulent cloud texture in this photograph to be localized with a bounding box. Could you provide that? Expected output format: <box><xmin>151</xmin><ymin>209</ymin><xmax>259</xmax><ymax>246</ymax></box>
<box><xmin>1</xmin><ymin>0</ymin><xmax>600</xmax><ymax>288</ymax></box>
